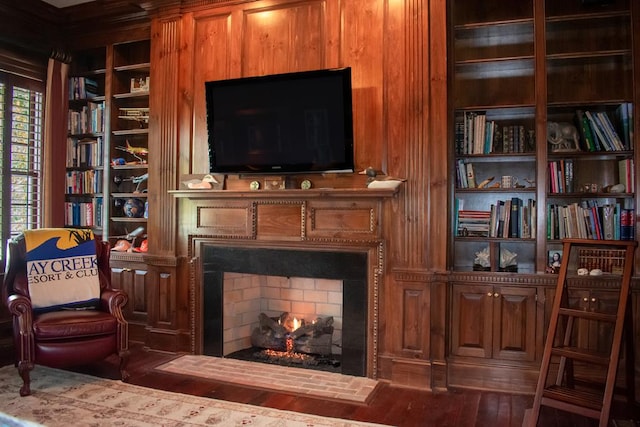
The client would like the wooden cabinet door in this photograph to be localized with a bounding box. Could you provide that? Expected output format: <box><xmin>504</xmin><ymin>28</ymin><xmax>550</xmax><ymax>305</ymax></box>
<box><xmin>492</xmin><ymin>285</ymin><xmax>536</xmax><ymax>361</ymax></box>
<box><xmin>111</xmin><ymin>263</ymin><xmax>149</xmax><ymax>343</ymax></box>
<box><xmin>451</xmin><ymin>284</ymin><xmax>493</xmax><ymax>358</ymax></box>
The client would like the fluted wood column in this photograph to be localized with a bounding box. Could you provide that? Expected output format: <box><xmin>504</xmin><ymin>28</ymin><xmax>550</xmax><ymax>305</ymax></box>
<box><xmin>149</xmin><ymin>17</ymin><xmax>181</xmax><ymax>255</ymax></box>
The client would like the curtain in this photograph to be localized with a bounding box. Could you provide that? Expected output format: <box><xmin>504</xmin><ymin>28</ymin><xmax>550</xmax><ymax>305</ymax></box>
<box><xmin>43</xmin><ymin>54</ymin><xmax>69</xmax><ymax>228</ymax></box>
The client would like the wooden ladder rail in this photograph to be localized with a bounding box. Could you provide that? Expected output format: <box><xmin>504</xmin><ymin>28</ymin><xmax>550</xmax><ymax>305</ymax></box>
<box><xmin>526</xmin><ymin>239</ymin><xmax>637</xmax><ymax>427</ymax></box>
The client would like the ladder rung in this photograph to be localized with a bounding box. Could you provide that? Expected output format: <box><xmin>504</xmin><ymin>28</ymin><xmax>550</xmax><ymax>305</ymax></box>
<box><xmin>542</xmin><ymin>385</ymin><xmax>604</xmax><ymax>415</ymax></box>
<box><xmin>557</xmin><ymin>308</ymin><xmax>617</xmax><ymax>322</ymax></box>
<box><xmin>550</xmin><ymin>346</ymin><xmax>610</xmax><ymax>365</ymax></box>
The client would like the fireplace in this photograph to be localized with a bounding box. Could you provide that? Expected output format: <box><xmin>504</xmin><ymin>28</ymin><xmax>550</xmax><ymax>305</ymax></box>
<box><xmin>198</xmin><ymin>245</ymin><xmax>370</xmax><ymax>377</ymax></box>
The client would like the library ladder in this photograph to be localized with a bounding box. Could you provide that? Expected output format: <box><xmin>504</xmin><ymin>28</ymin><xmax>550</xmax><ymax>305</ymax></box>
<box><xmin>526</xmin><ymin>239</ymin><xmax>637</xmax><ymax>427</ymax></box>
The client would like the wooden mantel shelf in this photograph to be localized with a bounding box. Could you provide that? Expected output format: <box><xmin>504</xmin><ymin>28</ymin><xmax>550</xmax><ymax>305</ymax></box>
<box><xmin>168</xmin><ymin>187</ymin><xmax>400</xmax><ymax>199</ymax></box>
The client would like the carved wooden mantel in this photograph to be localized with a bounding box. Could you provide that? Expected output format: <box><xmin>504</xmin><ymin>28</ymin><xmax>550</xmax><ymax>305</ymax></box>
<box><xmin>171</xmin><ymin>186</ymin><xmax>399</xmax><ymax>378</ymax></box>
<box><xmin>170</xmin><ymin>187</ymin><xmax>398</xmax><ymax>241</ymax></box>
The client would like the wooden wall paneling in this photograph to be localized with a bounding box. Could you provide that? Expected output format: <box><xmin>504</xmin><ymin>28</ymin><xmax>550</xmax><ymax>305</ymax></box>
<box><xmin>341</xmin><ymin>0</ymin><xmax>384</xmax><ymax>171</ymax></box>
<box><xmin>0</xmin><ymin>0</ymin><xmax>61</xmax><ymax>55</ymax></box>
<box><xmin>382</xmin><ymin>0</ymin><xmax>430</xmax><ymax>269</ymax></box>
<box><xmin>378</xmin><ymin>0</ymin><xmax>407</xmax><ymax>370</ymax></box>
<box><xmin>149</xmin><ymin>17</ymin><xmax>180</xmax><ymax>255</ymax></box>
<box><xmin>241</xmin><ymin>1</ymin><xmax>327</xmax><ymax>76</ymax></box>
<box><xmin>110</xmin><ymin>261</ymin><xmax>150</xmax><ymax>344</ymax></box>
<box><xmin>426</xmin><ymin>0</ymin><xmax>448</xmax><ymax>273</ymax></box>
<box><xmin>189</xmin><ymin>9</ymin><xmax>233</xmax><ymax>175</ymax></box>
<box><xmin>255</xmin><ymin>201</ymin><xmax>304</xmax><ymax>240</ymax></box>
<box><xmin>429</xmin><ymin>276</ymin><xmax>448</xmax><ymax>390</ymax></box>
<box><xmin>145</xmin><ymin>259</ymin><xmax>190</xmax><ymax>352</ymax></box>
<box><xmin>400</xmin><ymin>282</ymin><xmax>430</xmax><ymax>356</ymax></box>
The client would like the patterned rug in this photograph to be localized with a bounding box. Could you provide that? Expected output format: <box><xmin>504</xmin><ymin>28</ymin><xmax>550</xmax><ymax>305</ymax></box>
<box><xmin>0</xmin><ymin>365</ymin><xmax>387</xmax><ymax>426</ymax></box>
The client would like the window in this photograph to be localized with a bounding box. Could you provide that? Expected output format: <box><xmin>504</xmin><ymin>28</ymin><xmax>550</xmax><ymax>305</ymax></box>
<box><xmin>0</xmin><ymin>72</ymin><xmax>44</xmax><ymax>257</ymax></box>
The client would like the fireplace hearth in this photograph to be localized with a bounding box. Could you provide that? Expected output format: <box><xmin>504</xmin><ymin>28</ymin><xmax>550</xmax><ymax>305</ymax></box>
<box><xmin>200</xmin><ymin>245</ymin><xmax>369</xmax><ymax>377</ymax></box>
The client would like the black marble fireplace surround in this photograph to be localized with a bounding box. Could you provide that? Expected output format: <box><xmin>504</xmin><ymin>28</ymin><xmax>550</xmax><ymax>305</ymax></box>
<box><xmin>201</xmin><ymin>245</ymin><xmax>369</xmax><ymax>377</ymax></box>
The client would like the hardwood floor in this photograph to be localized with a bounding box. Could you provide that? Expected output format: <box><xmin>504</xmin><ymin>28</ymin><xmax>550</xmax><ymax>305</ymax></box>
<box><xmin>1</xmin><ymin>343</ymin><xmax>638</xmax><ymax>427</ymax></box>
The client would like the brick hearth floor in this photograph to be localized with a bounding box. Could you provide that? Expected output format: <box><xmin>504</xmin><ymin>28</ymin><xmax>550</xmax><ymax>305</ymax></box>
<box><xmin>155</xmin><ymin>355</ymin><xmax>379</xmax><ymax>404</ymax></box>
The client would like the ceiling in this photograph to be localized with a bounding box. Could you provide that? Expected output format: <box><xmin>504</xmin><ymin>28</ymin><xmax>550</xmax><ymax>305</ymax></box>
<box><xmin>40</xmin><ymin>0</ymin><xmax>94</xmax><ymax>7</ymax></box>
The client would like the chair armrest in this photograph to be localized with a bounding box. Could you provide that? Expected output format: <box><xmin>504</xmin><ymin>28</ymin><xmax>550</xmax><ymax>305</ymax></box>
<box><xmin>7</xmin><ymin>294</ymin><xmax>35</xmax><ymax>364</ymax></box>
<box><xmin>7</xmin><ymin>294</ymin><xmax>33</xmax><ymax>327</ymax></box>
<box><xmin>100</xmin><ymin>289</ymin><xmax>128</xmax><ymax>318</ymax></box>
<box><xmin>100</xmin><ymin>289</ymin><xmax>129</xmax><ymax>353</ymax></box>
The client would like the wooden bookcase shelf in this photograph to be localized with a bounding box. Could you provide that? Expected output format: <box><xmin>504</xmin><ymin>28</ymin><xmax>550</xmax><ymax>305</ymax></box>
<box><xmin>447</xmin><ymin>0</ymin><xmax>638</xmax><ymax>394</ymax></box>
<box><xmin>67</xmin><ymin>39</ymin><xmax>151</xmax><ymax>246</ymax></box>
<box><xmin>450</xmin><ymin>0</ymin><xmax>638</xmax><ymax>276</ymax></box>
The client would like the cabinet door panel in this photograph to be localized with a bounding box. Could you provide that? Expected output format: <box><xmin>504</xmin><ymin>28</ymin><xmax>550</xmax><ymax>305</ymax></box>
<box><xmin>111</xmin><ymin>266</ymin><xmax>148</xmax><ymax>318</ymax></box>
<box><xmin>493</xmin><ymin>286</ymin><xmax>536</xmax><ymax>361</ymax></box>
<box><xmin>451</xmin><ymin>284</ymin><xmax>493</xmax><ymax>358</ymax></box>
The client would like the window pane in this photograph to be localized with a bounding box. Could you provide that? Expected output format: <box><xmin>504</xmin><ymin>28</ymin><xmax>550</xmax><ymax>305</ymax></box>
<box><xmin>7</xmin><ymin>85</ymin><xmax>43</xmax><ymax>236</ymax></box>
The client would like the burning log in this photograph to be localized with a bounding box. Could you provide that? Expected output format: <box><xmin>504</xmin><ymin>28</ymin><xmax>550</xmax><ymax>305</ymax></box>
<box><xmin>289</xmin><ymin>316</ymin><xmax>334</xmax><ymax>339</ymax></box>
<box><xmin>250</xmin><ymin>312</ymin><xmax>334</xmax><ymax>356</ymax></box>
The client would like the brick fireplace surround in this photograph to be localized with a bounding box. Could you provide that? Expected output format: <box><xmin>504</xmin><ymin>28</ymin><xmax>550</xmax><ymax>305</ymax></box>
<box><xmin>199</xmin><ymin>245</ymin><xmax>369</xmax><ymax>376</ymax></box>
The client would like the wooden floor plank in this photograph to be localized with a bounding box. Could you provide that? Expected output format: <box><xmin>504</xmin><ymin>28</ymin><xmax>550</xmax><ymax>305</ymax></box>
<box><xmin>1</xmin><ymin>343</ymin><xmax>637</xmax><ymax>427</ymax></box>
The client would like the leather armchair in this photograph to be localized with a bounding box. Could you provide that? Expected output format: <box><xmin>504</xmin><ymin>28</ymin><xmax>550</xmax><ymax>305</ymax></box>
<box><xmin>2</xmin><ymin>233</ymin><xmax>129</xmax><ymax>396</ymax></box>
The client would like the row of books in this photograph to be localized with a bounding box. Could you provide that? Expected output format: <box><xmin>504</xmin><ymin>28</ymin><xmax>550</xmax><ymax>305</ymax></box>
<box><xmin>455</xmin><ymin>160</ymin><xmax>476</xmax><ymax>188</ymax></box>
<box><xmin>573</xmin><ymin>104</ymin><xmax>632</xmax><ymax>152</ymax></box>
<box><xmin>546</xmin><ymin>201</ymin><xmax>635</xmax><ymax>241</ymax></box>
<box><xmin>548</xmin><ymin>159</ymin><xmax>574</xmax><ymax>194</ymax></box>
<box><xmin>456</xmin><ymin>198</ymin><xmax>536</xmax><ymax>239</ymax></box>
<box><xmin>618</xmin><ymin>158</ymin><xmax>636</xmax><ymax>193</ymax></box>
<box><xmin>65</xmin><ymin>169</ymin><xmax>103</xmax><ymax>195</ymax></box>
<box><xmin>548</xmin><ymin>158</ymin><xmax>635</xmax><ymax>194</ymax></box>
<box><xmin>455</xmin><ymin>112</ymin><xmax>532</xmax><ymax>155</ymax></box>
<box><xmin>66</xmin><ymin>137</ymin><xmax>103</xmax><ymax>168</ymax></box>
<box><xmin>68</xmin><ymin>102</ymin><xmax>104</xmax><ymax>135</ymax></box>
<box><xmin>64</xmin><ymin>198</ymin><xmax>103</xmax><ymax>228</ymax></box>
<box><xmin>69</xmin><ymin>77</ymin><xmax>100</xmax><ymax>100</ymax></box>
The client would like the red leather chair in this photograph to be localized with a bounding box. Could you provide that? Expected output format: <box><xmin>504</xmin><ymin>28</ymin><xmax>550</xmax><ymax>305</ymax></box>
<box><xmin>1</xmin><ymin>233</ymin><xmax>129</xmax><ymax>396</ymax></box>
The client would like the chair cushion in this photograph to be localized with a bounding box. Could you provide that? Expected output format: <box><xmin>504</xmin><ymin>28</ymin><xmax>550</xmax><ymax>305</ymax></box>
<box><xmin>33</xmin><ymin>310</ymin><xmax>118</xmax><ymax>340</ymax></box>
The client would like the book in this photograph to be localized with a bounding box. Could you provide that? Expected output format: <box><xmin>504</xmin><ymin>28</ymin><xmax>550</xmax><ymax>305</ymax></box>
<box><xmin>617</xmin><ymin>103</ymin><xmax>631</xmax><ymax>150</ymax></box>
<box><xmin>574</xmin><ymin>110</ymin><xmax>593</xmax><ymax>151</ymax></box>
<box><xmin>584</xmin><ymin>110</ymin><xmax>605</xmax><ymax>151</ymax></box>
<box><xmin>602</xmin><ymin>205</ymin><xmax>615</xmax><ymax>240</ymax></box>
<box><xmin>465</xmin><ymin>163</ymin><xmax>476</xmax><ymax>188</ymax></box>
<box><xmin>596</xmin><ymin>111</ymin><xmax>624</xmax><ymax>151</ymax></box>
<box><xmin>509</xmin><ymin>197</ymin><xmax>521</xmax><ymax>238</ymax></box>
<box><xmin>620</xmin><ymin>208</ymin><xmax>635</xmax><ymax>241</ymax></box>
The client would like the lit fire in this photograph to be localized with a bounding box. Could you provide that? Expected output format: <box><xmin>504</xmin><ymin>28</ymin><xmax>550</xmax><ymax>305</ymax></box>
<box><xmin>292</xmin><ymin>317</ymin><xmax>301</xmax><ymax>331</ymax></box>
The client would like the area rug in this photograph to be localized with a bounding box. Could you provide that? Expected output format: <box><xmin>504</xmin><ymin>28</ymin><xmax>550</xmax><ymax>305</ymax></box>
<box><xmin>155</xmin><ymin>355</ymin><xmax>380</xmax><ymax>404</ymax></box>
<box><xmin>0</xmin><ymin>365</ymin><xmax>387</xmax><ymax>426</ymax></box>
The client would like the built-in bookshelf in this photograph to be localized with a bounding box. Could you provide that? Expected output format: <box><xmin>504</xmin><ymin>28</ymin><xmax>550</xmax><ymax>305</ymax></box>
<box><xmin>66</xmin><ymin>40</ymin><xmax>151</xmax><ymax>247</ymax></box>
<box><xmin>544</xmin><ymin>0</ymin><xmax>636</xmax><ymax>270</ymax></box>
<box><xmin>66</xmin><ymin>55</ymin><xmax>107</xmax><ymax>230</ymax></box>
<box><xmin>108</xmin><ymin>39</ymin><xmax>150</xmax><ymax>245</ymax></box>
<box><xmin>450</xmin><ymin>0</ymin><xmax>637</xmax><ymax>274</ymax></box>
<box><xmin>450</xmin><ymin>0</ymin><xmax>537</xmax><ymax>273</ymax></box>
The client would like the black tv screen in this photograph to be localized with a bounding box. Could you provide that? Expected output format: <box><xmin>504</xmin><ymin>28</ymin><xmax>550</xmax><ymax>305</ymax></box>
<box><xmin>205</xmin><ymin>67</ymin><xmax>354</xmax><ymax>174</ymax></box>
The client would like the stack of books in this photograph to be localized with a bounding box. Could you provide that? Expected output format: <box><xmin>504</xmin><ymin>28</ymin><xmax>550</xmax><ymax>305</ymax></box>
<box><xmin>457</xmin><ymin>210</ymin><xmax>491</xmax><ymax>237</ymax></box>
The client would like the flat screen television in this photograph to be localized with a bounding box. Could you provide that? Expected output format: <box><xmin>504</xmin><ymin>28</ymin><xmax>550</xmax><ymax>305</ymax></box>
<box><xmin>205</xmin><ymin>67</ymin><xmax>354</xmax><ymax>174</ymax></box>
